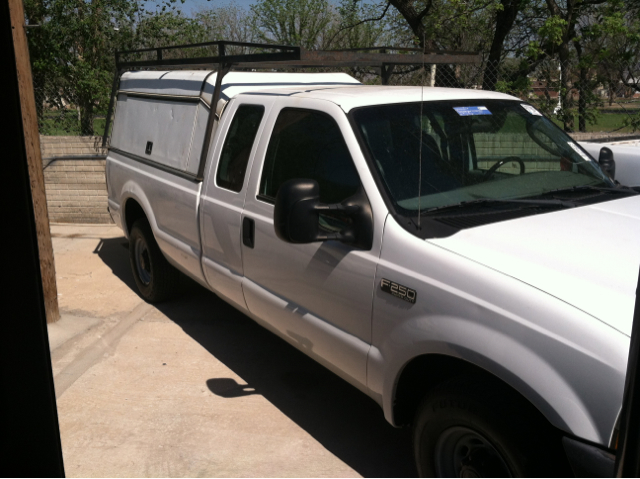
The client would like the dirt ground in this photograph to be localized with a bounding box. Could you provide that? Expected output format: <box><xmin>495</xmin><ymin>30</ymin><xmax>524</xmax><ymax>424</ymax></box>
<box><xmin>48</xmin><ymin>224</ymin><xmax>416</xmax><ymax>478</ymax></box>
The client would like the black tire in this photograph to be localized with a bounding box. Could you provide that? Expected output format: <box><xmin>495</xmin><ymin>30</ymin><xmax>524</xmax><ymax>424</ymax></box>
<box><xmin>129</xmin><ymin>219</ymin><xmax>180</xmax><ymax>303</ymax></box>
<box><xmin>413</xmin><ymin>377</ymin><xmax>568</xmax><ymax>478</ymax></box>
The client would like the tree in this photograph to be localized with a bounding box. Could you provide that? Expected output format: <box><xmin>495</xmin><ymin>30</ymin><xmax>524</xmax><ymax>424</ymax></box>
<box><xmin>510</xmin><ymin>0</ymin><xmax>612</xmax><ymax>131</ymax></box>
<box><xmin>342</xmin><ymin>0</ymin><xmax>519</xmax><ymax>89</ymax></box>
<box><xmin>26</xmin><ymin>0</ymin><xmax>638</xmax><ymax>136</ymax></box>
<box><xmin>250</xmin><ymin>0</ymin><xmax>335</xmax><ymax>49</ymax></box>
<box><xmin>249</xmin><ymin>0</ymin><xmax>394</xmax><ymax>82</ymax></box>
<box><xmin>133</xmin><ymin>10</ymin><xmax>208</xmax><ymax>51</ymax></box>
<box><xmin>482</xmin><ymin>0</ymin><xmax>526</xmax><ymax>90</ymax></box>
<box><xmin>331</xmin><ymin>0</ymin><xmax>394</xmax><ymax>49</ymax></box>
<box><xmin>194</xmin><ymin>5</ymin><xmax>258</xmax><ymax>44</ymax></box>
<box><xmin>596</xmin><ymin>5</ymin><xmax>640</xmax><ymax>131</ymax></box>
<box><xmin>569</xmin><ymin>4</ymin><xmax>630</xmax><ymax>131</ymax></box>
<box><xmin>24</xmin><ymin>0</ymin><xmax>140</xmax><ymax>135</ymax></box>
<box><xmin>51</xmin><ymin>0</ymin><xmax>141</xmax><ymax>134</ymax></box>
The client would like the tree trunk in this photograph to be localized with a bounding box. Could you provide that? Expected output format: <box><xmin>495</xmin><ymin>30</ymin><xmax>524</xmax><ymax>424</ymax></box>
<box><xmin>388</xmin><ymin>0</ymin><xmax>430</xmax><ymax>48</ymax></box>
<box><xmin>80</xmin><ymin>100</ymin><xmax>94</xmax><ymax>135</ymax></box>
<box><xmin>436</xmin><ymin>64</ymin><xmax>463</xmax><ymax>88</ymax></box>
<box><xmin>575</xmin><ymin>41</ymin><xmax>587</xmax><ymax>132</ymax></box>
<box><xmin>578</xmin><ymin>65</ymin><xmax>588</xmax><ymax>132</ymax></box>
<box><xmin>609</xmin><ymin>84</ymin><xmax>614</xmax><ymax>106</ymax></box>
<box><xmin>482</xmin><ymin>0</ymin><xmax>521</xmax><ymax>91</ymax></box>
<box><xmin>559</xmin><ymin>48</ymin><xmax>574</xmax><ymax>132</ymax></box>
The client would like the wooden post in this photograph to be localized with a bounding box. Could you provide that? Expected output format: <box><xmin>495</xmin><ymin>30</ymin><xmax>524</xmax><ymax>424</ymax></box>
<box><xmin>8</xmin><ymin>0</ymin><xmax>60</xmax><ymax>323</ymax></box>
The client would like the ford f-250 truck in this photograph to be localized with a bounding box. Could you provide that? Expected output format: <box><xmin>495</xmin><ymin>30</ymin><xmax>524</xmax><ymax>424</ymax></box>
<box><xmin>106</xmin><ymin>59</ymin><xmax>638</xmax><ymax>476</ymax></box>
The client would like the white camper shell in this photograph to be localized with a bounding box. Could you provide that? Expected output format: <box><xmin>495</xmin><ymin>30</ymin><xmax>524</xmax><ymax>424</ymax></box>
<box><xmin>110</xmin><ymin>71</ymin><xmax>361</xmax><ymax>175</ymax></box>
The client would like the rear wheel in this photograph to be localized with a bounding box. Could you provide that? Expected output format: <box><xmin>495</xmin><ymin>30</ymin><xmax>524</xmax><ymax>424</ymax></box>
<box><xmin>413</xmin><ymin>377</ymin><xmax>566</xmax><ymax>477</ymax></box>
<box><xmin>129</xmin><ymin>219</ymin><xmax>179</xmax><ymax>302</ymax></box>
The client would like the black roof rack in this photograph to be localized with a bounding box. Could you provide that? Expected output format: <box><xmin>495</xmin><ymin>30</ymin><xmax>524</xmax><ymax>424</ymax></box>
<box><xmin>114</xmin><ymin>41</ymin><xmax>479</xmax><ymax>71</ymax></box>
<box><xmin>103</xmin><ymin>40</ymin><xmax>481</xmax><ymax>151</ymax></box>
<box><xmin>115</xmin><ymin>41</ymin><xmax>301</xmax><ymax>70</ymax></box>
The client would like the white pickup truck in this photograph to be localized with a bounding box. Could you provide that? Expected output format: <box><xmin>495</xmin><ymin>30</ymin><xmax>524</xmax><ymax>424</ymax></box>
<box><xmin>106</xmin><ymin>68</ymin><xmax>638</xmax><ymax>477</ymax></box>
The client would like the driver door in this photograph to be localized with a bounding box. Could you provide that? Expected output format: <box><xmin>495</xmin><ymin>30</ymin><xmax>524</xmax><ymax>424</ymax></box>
<box><xmin>240</xmin><ymin>99</ymin><xmax>382</xmax><ymax>390</ymax></box>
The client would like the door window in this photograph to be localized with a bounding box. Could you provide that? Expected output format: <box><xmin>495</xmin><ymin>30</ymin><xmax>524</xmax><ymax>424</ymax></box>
<box><xmin>258</xmin><ymin>108</ymin><xmax>361</xmax><ymax>205</ymax></box>
<box><xmin>216</xmin><ymin>104</ymin><xmax>265</xmax><ymax>192</ymax></box>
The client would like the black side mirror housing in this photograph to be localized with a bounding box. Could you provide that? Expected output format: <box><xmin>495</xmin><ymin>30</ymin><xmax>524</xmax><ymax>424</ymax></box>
<box><xmin>274</xmin><ymin>179</ymin><xmax>323</xmax><ymax>243</ymax></box>
<box><xmin>599</xmin><ymin>147</ymin><xmax>616</xmax><ymax>180</ymax></box>
<box><xmin>274</xmin><ymin>179</ymin><xmax>373</xmax><ymax>250</ymax></box>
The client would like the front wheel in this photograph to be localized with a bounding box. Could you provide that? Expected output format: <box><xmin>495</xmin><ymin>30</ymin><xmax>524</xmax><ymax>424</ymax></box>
<box><xmin>129</xmin><ymin>219</ymin><xmax>179</xmax><ymax>303</ymax></box>
<box><xmin>413</xmin><ymin>377</ymin><xmax>566</xmax><ymax>477</ymax></box>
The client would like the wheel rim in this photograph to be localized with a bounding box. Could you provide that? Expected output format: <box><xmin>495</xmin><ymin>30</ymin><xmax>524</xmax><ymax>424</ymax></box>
<box><xmin>134</xmin><ymin>237</ymin><xmax>152</xmax><ymax>286</ymax></box>
<box><xmin>434</xmin><ymin>426</ymin><xmax>511</xmax><ymax>478</ymax></box>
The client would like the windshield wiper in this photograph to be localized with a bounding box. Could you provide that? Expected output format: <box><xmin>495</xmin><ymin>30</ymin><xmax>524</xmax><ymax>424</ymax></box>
<box><xmin>423</xmin><ymin>197</ymin><xmax>577</xmax><ymax>214</ymax></box>
<box><xmin>546</xmin><ymin>184</ymin><xmax>638</xmax><ymax>195</ymax></box>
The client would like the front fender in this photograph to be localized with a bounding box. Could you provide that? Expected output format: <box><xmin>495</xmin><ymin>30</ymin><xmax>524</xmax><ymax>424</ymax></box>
<box><xmin>370</xmin><ymin>314</ymin><xmax>600</xmax><ymax>439</ymax></box>
<box><xmin>369</xmin><ymin>290</ymin><xmax>627</xmax><ymax>446</ymax></box>
<box><xmin>370</xmin><ymin>217</ymin><xmax>629</xmax><ymax>446</ymax></box>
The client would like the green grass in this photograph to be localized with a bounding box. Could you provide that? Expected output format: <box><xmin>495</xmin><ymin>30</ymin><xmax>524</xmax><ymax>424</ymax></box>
<box><xmin>550</xmin><ymin>112</ymin><xmax>636</xmax><ymax>133</ymax></box>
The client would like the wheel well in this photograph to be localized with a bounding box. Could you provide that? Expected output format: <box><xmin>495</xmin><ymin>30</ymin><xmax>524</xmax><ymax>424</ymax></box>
<box><xmin>400</xmin><ymin>354</ymin><xmax>574</xmax><ymax>477</ymax></box>
<box><xmin>393</xmin><ymin>354</ymin><xmax>549</xmax><ymax>428</ymax></box>
<box><xmin>124</xmin><ymin>198</ymin><xmax>147</xmax><ymax>235</ymax></box>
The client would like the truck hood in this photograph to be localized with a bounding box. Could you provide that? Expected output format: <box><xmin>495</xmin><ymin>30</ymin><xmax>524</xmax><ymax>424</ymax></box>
<box><xmin>428</xmin><ymin>195</ymin><xmax>640</xmax><ymax>336</ymax></box>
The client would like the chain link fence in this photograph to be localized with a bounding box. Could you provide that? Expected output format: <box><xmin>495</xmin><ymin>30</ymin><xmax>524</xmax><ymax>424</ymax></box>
<box><xmin>382</xmin><ymin>58</ymin><xmax>640</xmax><ymax>138</ymax></box>
<box><xmin>34</xmin><ymin>58</ymin><xmax>640</xmax><ymax>140</ymax></box>
<box><xmin>34</xmin><ymin>83</ymin><xmax>109</xmax><ymax>137</ymax></box>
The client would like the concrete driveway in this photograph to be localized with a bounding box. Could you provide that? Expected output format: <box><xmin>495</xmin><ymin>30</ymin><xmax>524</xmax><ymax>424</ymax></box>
<box><xmin>48</xmin><ymin>224</ymin><xmax>416</xmax><ymax>477</ymax></box>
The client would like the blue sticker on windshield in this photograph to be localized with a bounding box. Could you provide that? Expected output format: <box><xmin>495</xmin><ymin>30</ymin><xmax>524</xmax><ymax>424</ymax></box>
<box><xmin>453</xmin><ymin>106</ymin><xmax>492</xmax><ymax>116</ymax></box>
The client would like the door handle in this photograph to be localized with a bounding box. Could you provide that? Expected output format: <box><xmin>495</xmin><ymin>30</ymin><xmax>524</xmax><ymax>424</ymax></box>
<box><xmin>242</xmin><ymin>217</ymin><xmax>255</xmax><ymax>248</ymax></box>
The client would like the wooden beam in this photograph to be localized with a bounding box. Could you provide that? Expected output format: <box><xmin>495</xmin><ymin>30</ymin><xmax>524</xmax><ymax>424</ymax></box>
<box><xmin>8</xmin><ymin>0</ymin><xmax>60</xmax><ymax>324</ymax></box>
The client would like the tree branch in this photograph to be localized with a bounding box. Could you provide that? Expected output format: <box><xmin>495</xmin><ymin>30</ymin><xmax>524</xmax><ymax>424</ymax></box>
<box><xmin>326</xmin><ymin>1</ymin><xmax>392</xmax><ymax>47</ymax></box>
<box><xmin>415</xmin><ymin>0</ymin><xmax>434</xmax><ymax>24</ymax></box>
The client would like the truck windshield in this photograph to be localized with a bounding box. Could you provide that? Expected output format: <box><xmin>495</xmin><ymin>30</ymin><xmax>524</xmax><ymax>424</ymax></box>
<box><xmin>351</xmin><ymin>100</ymin><xmax>615</xmax><ymax>219</ymax></box>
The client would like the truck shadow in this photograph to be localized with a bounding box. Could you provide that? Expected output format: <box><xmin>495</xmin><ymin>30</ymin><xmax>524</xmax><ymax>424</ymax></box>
<box><xmin>95</xmin><ymin>236</ymin><xmax>417</xmax><ymax>478</ymax></box>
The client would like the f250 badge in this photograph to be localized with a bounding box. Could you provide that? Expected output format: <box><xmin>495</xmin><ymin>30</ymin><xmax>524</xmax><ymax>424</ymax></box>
<box><xmin>380</xmin><ymin>278</ymin><xmax>416</xmax><ymax>304</ymax></box>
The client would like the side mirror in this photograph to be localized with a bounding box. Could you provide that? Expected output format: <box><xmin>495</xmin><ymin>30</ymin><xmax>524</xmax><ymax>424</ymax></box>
<box><xmin>274</xmin><ymin>179</ymin><xmax>322</xmax><ymax>244</ymax></box>
<box><xmin>274</xmin><ymin>179</ymin><xmax>373</xmax><ymax>250</ymax></box>
<box><xmin>599</xmin><ymin>147</ymin><xmax>616</xmax><ymax>179</ymax></box>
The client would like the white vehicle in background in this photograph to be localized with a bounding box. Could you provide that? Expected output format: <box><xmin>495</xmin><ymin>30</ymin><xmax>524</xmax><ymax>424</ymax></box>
<box><xmin>105</xmin><ymin>42</ymin><xmax>639</xmax><ymax>477</ymax></box>
<box><xmin>579</xmin><ymin>141</ymin><xmax>640</xmax><ymax>187</ymax></box>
